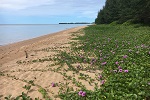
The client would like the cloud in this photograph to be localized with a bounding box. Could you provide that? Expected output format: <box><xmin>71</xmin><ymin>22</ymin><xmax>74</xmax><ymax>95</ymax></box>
<box><xmin>0</xmin><ymin>0</ymin><xmax>55</xmax><ymax>10</ymax></box>
<box><xmin>0</xmin><ymin>0</ymin><xmax>106</xmax><ymax>21</ymax></box>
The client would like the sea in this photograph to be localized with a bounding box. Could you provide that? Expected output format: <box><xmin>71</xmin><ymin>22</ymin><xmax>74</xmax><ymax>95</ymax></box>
<box><xmin>0</xmin><ymin>24</ymin><xmax>89</xmax><ymax>46</ymax></box>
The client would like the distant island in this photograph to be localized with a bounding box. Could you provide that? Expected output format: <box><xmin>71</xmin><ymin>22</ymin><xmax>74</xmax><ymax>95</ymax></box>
<box><xmin>59</xmin><ymin>22</ymin><xmax>92</xmax><ymax>24</ymax></box>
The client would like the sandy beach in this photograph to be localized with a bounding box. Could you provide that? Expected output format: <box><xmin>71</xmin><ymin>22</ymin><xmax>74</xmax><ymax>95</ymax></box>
<box><xmin>0</xmin><ymin>26</ymin><xmax>85</xmax><ymax>65</ymax></box>
<box><xmin>0</xmin><ymin>26</ymin><xmax>102</xmax><ymax>99</ymax></box>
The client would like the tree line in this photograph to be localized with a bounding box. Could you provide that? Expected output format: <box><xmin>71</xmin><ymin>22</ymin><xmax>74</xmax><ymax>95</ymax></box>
<box><xmin>95</xmin><ymin>0</ymin><xmax>150</xmax><ymax>25</ymax></box>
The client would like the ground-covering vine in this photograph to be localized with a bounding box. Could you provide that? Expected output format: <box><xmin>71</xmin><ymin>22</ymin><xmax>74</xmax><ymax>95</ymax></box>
<box><xmin>58</xmin><ymin>24</ymin><xmax>150</xmax><ymax>100</ymax></box>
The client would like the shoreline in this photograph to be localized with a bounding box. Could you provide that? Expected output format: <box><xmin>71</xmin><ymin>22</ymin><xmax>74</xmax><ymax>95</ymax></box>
<box><xmin>0</xmin><ymin>26</ymin><xmax>86</xmax><ymax>65</ymax></box>
<box><xmin>0</xmin><ymin>25</ymin><xmax>89</xmax><ymax>99</ymax></box>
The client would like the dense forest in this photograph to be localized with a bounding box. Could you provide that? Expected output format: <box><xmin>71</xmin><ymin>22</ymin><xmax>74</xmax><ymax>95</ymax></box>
<box><xmin>95</xmin><ymin>0</ymin><xmax>150</xmax><ymax>25</ymax></box>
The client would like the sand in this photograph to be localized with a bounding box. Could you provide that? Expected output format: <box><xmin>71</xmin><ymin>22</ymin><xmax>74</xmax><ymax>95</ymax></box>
<box><xmin>0</xmin><ymin>26</ymin><xmax>102</xmax><ymax>100</ymax></box>
<box><xmin>0</xmin><ymin>26</ymin><xmax>84</xmax><ymax>65</ymax></box>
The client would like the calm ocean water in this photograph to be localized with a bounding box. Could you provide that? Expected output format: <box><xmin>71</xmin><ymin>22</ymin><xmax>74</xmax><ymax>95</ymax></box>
<box><xmin>0</xmin><ymin>24</ymin><xmax>88</xmax><ymax>45</ymax></box>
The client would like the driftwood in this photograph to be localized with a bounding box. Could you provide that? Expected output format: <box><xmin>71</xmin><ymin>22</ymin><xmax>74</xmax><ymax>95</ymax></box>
<box><xmin>25</xmin><ymin>51</ymin><xmax>28</xmax><ymax>58</ymax></box>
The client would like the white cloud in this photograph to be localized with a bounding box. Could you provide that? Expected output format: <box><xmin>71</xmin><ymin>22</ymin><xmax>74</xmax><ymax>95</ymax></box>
<box><xmin>0</xmin><ymin>0</ymin><xmax>106</xmax><ymax>18</ymax></box>
<box><xmin>0</xmin><ymin>0</ymin><xmax>55</xmax><ymax>10</ymax></box>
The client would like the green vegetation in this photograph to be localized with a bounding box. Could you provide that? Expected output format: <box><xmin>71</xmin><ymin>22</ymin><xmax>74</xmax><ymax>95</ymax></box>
<box><xmin>4</xmin><ymin>92</ymin><xmax>37</xmax><ymax>100</ymax></box>
<box><xmin>95</xmin><ymin>0</ymin><xmax>150</xmax><ymax>25</ymax></box>
<box><xmin>58</xmin><ymin>24</ymin><xmax>150</xmax><ymax>99</ymax></box>
<box><xmin>38</xmin><ymin>87</ymin><xmax>52</xmax><ymax>100</ymax></box>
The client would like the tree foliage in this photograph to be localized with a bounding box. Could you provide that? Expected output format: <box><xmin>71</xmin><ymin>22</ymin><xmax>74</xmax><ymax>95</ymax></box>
<box><xmin>95</xmin><ymin>0</ymin><xmax>150</xmax><ymax>25</ymax></box>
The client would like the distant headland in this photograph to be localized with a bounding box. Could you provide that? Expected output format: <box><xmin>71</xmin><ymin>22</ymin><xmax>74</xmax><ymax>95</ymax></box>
<box><xmin>59</xmin><ymin>22</ymin><xmax>92</xmax><ymax>24</ymax></box>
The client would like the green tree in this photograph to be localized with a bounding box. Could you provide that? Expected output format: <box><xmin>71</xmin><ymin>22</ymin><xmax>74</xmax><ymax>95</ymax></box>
<box><xmin>95</xmin><ymin>0</ymin><xmax>150</xmax><ymax>25</ymax></box>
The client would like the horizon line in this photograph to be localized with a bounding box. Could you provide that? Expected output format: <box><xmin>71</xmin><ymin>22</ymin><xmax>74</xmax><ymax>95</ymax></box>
<box><xmin>0</xmin><ymin>23</ymin><xmax>92</xmax><ymax>25</ymax></box>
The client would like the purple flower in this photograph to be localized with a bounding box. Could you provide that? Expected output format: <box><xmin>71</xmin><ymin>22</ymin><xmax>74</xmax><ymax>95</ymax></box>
<box><xmin>98</xmin><ymin>75</ymin><xmax>102</xmax><ymax>79</ymax></box>
<box><xmin>113</xmin><ymin>70</ymin><xmax>117</xmax><ymax>72</ymax></box>
<box><xmin>100</xmin><ymin>53</ymin><xmax>102</xmax><ymax>56</ymax></box>
<box><xmin>123</xmin><ymin>55</ymin><xmax>128</xmax><ymax>58</ymax></box>
<box><xmin>119</xmin><ymin>69</ymin><xmax>123</xmax><ymax>72</ymax></box>
<box><xmin>148</xmin><ymin>82</ymin><xmax>150</xmax><ymax>85</ymax></box>
<box><xmin>118</xmin><ymin>66</ymin><xmax>121</xmax><ymax>69</ymax></box>
<box><xmin>112</xmin><ymin>52</ymin><xmax>115</xmax><ymax>54</ymax></box>
<box><xmin>141</xmin><ymin>44</ymin><xmax>144</xmax><ymax>48</ymax></box>
<box><xmin>77</xmin><ymin>65</ymin><xmax>81</xmax><ymax>69</ymax></box>
<box><xmin>100</xmin><ymin>58</ymin><xmax>103</xmax><ymax>60</ymax></box>
<box><xmin>103</xmin><ymin>56</ymin><xmax>107</xmax><ymax>58</ymax></box>
<box><xmin>83</xmin><ymin>59</ymin><xmax>86</xmax><ymax>63</ymax></box>
<box><xmin>115</xmin><ymin>61</ymin><xmax>119</xmax><ymax>65</ymax></box>
<box><xmin>78</xmin><ymin>54</ymin><xmax>81</xmax><ymax>56</ymax></box>
<box><xmin>124</xmin><ymin>70</ymin><xmax>129</xmax><ymax>73</ymax></box>
<box><xmin>101</xmin><ymin>80</ymin><xmax>105</xmax><ymax>84</ymax></box>
<box><xmin>81</xmin><ymin>92</ymin><xmax>86</xmax><ymax>97</ymax></box>
<box><xmin>99</xmin><ymin>50</ymin><xmax>102</xmax><ymax>52</ymax></box>
<box><xmin>91</xmin><ymin>58</ymin><xmax>96</xmax><ymax>63</ymax></box>
<box><xmin>128</xmin><ymin>49</ymin><xmax>132</xmax><ymax>52</ymax></box>
<box><xmin>101</xmin><ymin>62</ymin><xmax>107</xmax><ymax>65</ymax></box>
<box><xmin>120</xmin><ymin>60</ymin><xmax>124</xmax><ymax>63</ymax></box>
<box><xmin>78</xmin><ymin>91</ymin><xmax>86</xmax><ymax>97</ymax></box>
<box><xmin>51</xmin><ymin>82</ymin><xmax>56</xmax><ymax>87</ymax></box>
<box><xmin>78</xmin><ymin>91</ymin><xmax>83</xmax><ymax>96</ymax></box>
<box><xmin>148</xmin><ymin>51</ymin><xmax>150</xmax><ymax>55</ymax></box>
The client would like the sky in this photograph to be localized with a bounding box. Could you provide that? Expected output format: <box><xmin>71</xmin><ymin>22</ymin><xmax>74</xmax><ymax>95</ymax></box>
<box><xmin>0</xmin><ymin>0</ymin><xmax>106</xmax><ymax>24</ymax></box>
